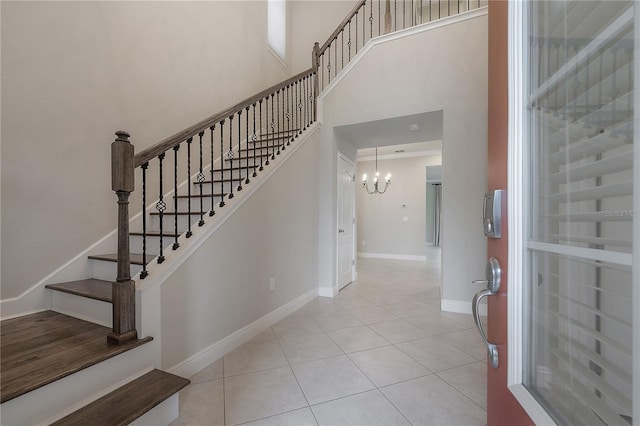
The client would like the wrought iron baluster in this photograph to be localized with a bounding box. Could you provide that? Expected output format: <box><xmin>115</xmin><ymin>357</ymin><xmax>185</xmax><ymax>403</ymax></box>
<box><xmin>219</xmin><ymin>120</ymin><xmax>226</xmax><ymax>208</ymax></box>
<box><xmin>394</xmin><ymin>0</ymin><xmax>397</xmax><ymax>31</ymax></box>
<box><xmin>355</xmin><ymin>11</ymin><xmax>358</xmax><ymax>54</ymax></box>
<box><xmin>185</xmin><ymin>138</ymin><xmax>193</xmax><ymax>238</ymax></box>
<box><xmin>328</xmin><ymin>44</ymin><xmax>332</xmax><ymax>84</ymax></box>
<box><xmin>209</xmin><ymin>125</ymin><xmax>216</xmax><ymax>216</ymax></box>
<box><xmin>252</xmin><ymin>104</ymin><xmax>258</xmax><ymax>177</ymax></box>
<box><xmin>362</xmin><ymin>3</ymin><xmax>365</xmax><ymax>45</ymax></box>
<box><xmin>140</xmin><ymin>162</ymin><xmax>149</xmax><ymax>279</ymax></box>
<box><xmin>370</xmin><ymin>0</ymin><xmax>373</xmax><ymax>39</ymax></box>
<box><xmin>236</xmin><ymin>111</ymin><xmax>243</xmax><ymax>191</ymax></box>
<box><xmin>156</xmin><ymin>153</ymin><xmax>166</xmax><ymax>264</ymax></box>
<box><xmin>285</xmin><ymin>84</ymin><xmax>290</xmax><ymax>147</ymax></box>
<box><xmin>259</xmin><ymin>100</ymin><xmax>265</xmax><ymax>171</ymax></box>
<box><xmin>348</xmin><ymin>21</ymin><xmax>352</xmax><ymax>61</ymax></box>
<box><xmin>321</xmin><ymin>54</ymin><xmax>325</xmax><ymax>92</ymax></box>
<box><xmin>228</xmin><ymin>116</ymin><xmax>235</xmax><ymax>199</ymax></box>
<box><xmin>378</xmin><ymin>0</ymin><xmax>381</xmax><ymax>35</ymax></box>
<box><xmin>276</xmin><ymin>90</ymin><xmax>281</xmax><ymax>156</ymax></box>
<box><xmin>334</xmin><ymin>37</ymin><xmax>337</xmax><ymax>78</ymax></box>
<box><xmin>403</xmin><ymin>0</ymin><xmax>405</xmax><ymax>28</ymax></box>
<box><xmin>429</xmin><ymin>0</ymin><xmax>432</xmax><ymax>21</ymax></box>
<box><xmin>172</xmin><ymin>145</ymin><xmax>180</xmax><ymax>249</ymax></box>
<box><xmin>341</xmin><ymin>30</ymin><xmax>345</xmax><ymax>71</ymax></box>
<box><xmin>245</xmin><ymin>106</ymin><xmax>251</xmax><ymax>182</ymax></box>
<box><xmin>197</xmin><ymin>131</ymin><xmax>205</xmax><ymax>226</ymax></box>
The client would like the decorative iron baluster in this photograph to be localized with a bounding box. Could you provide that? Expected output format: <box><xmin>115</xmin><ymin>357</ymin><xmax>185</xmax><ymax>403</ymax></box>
<box><xmin>140</xmin><ymin>162</ymin><xmax>149</xmax><ymax>279</ymax></box>
<box><xmin>348</xmin><ymin>20</ymin><xmax>352</xmax><ymax>61</ymax></box>
<box><xmin>197</xmin><ymin>131</ymin><xmax>205</xmax><ymax>226</ymax></box>
<box><xmin>252</xmin><ymin>104</ymin><xmax>258</xmax><ymax>177</ymax></box>
<box><xmin>362</xmin><ymin>3</ymin><xmax>365</xmax><ymax>44</ymax></box>
<box><xmin>264</xmin><ymin>93</ymin><xmax>276</xmax><ymax>166</ymax></box>
<box><xmin>259</xmin><ymin>100</ymin><xmax>265</xmax><ymax>171</ymax></box>
<box><xmin>185</xmin><ymin>137</ymin><xmax>193</xmax><ymax>238</ymax></box>
<box><xmin>172</xmin><ymin>145</ymin><xmax>180</xmax><ymax>249</ymax></box>
<box><xmin>237</xmin><ymin>111</ymin><xmax>244</xmax><ymax>191</ymax></box>
<box><xmin>394</xmin><ymin>0</ymin><xmax>397</xmax><ymax>31</ymax></box>
<box><xmin>228</xmin><ymin>116</ymin><xmax>235</xmax><ymax>199</ymax></box>
<box><xmin>156</xmin><ymin>153</ymin><xmax>166</xmax><ymax>264</ymax></box>
<box><xmin>219</xmin><ymin>120</ymin><xmax>226</xmax><ymax>208</ymax></box>
<box><xmin>403</xmin><ymin>0</ymin><xmax>405</xmax><ymax>28</ymax></box>
<box><xmin>370</xmin><ymin>0</ymin><xmax>373</xmax><ymax>39</ymax></box>
<box><xmin>334</xmin><ymin>37</ymin><xmax>338</xmax><ymax>78</ymax></box>
<box><xmin>245</xmin><ymin>106</ymin><xmax>251</xmax><ymax>182</ymax></box>
<box><xmin>209</xmin><ymin>125</ymin><xmax>216</xmax><ymax>216</ymax></box>
<box><xmin>355</xmin><ymin>11</ymin><xmax>358</xmax><ymax>54</ymax></box>
<box><xmin>237</xmin><ymin>111</ymin><xmax>243</xmax><ymax>191</ymax></box>
<box><xmin>378</xmin><ymin>0</ymin><xmax>381</xmax><ymax>35</ymax></box>
<box><xmin>270</xmin><ymin>93</ymin><xmax>276</xmax><ymax>160</ymax></box>
<box><xmin>341</xmin><ymin>30</ymin><xmax>345</xmax><ymax>71</ymax></box>
<box><xmin>285</xmin><ymin>84</ymin><xmax>290</xmax><ymax>147</ymax></box>
<box><xmin>276</xmin><ymin>89</ymin><xmax>281</xmax><ymax>156</ymax></box>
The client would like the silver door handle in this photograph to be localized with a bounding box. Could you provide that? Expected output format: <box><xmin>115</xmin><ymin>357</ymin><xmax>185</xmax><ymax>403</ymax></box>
<box><xmin>472</xmin><ymin>257</ymin><xmax>501</xmax><ymax>368</ymax></box>
<box><xmin>338</xmin><ymin>228</ymin><xmax>345</xmax><ymax>233</ymax></box>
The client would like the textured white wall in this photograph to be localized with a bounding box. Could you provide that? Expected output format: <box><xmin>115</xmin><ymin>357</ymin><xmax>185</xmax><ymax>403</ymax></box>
<box><xmin>1</xmin><ymin>1</ymin><xmax>291</xmax><ymax>299</ymax></box>
<box><xmin>317</xmin><ymin>11</ymin><xmax>488</xmax><ymax>302</ymax></box>
<box><xmin>357</xmin><ymin>155</ymin><xmax>442</xmax><ymax>257</ymax></box>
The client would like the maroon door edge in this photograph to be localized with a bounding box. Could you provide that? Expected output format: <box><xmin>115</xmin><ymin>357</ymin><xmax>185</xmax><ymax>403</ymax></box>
<box><xmin>487</xmin><ymin>2</ymin><xmax>534</xmax><ymax>425</ymax></box>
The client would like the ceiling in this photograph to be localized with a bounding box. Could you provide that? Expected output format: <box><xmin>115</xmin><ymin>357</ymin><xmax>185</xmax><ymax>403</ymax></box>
<box><xmin>334</xmin><ymin>110</ymin><xmax>443</xmax><ymax>157</ymax></box>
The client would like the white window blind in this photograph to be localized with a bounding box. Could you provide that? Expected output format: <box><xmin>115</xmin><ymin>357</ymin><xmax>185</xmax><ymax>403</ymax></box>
<box><xmin>524</xmin><ymin>1</ymin><xmax>635</xmax><ymax>424</ymax></box>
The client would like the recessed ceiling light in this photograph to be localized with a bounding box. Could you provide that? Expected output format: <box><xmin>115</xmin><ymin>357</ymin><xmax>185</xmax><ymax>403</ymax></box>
<box><xmin>409</xmin><ymin>123</ymin><xmax>420</xmax><ymax>131</ymax></box>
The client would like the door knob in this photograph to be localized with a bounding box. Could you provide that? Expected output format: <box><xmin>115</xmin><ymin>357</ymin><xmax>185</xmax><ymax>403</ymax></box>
<box><xmin>472</xmin><ymin>257</ymin><xmax>501</xmax><ymax>368</ymax></box>
<box><xmin>338</xmin><ymin>228</ymin><xmax>345</xmax><ymax>233</ymax></box>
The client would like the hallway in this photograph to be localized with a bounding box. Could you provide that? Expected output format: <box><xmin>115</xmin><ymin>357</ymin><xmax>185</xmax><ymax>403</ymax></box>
<box><xmin>171</xmin><ymin>253</ymin><xmax>487</xmax><ymax>425</ymax></box>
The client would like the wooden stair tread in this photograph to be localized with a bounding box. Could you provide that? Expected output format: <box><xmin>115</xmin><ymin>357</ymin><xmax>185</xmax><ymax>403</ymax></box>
<box><xmin>0</xmin><ymin>311</ymin><xmax>153</xmax><ymax>403</ymax></box>
<box><xmin>46</xmin><ymin>279</ymin><xmax>113</xmax><ymax>303</ymax></box>
<box><xmin>51</xmin><ymin>369</ymin><xmax>189</xmax><ymax>426</ymax></box>
<box><xmin>88</xmin><ymin>253</ymin><xmax>147</xmax><ymax>265</ymax></box>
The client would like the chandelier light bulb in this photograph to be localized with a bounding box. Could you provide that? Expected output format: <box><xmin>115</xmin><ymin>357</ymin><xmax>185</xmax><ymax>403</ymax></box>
<box><xmin>362</xmin><ymin>147</ymin><xmax>391</xmax><ymax>195</ymax></box>
<box><xmin>385</xmin><ymin>174</ymin><xmax>391</xmax><ymax>182</ymax></box>
<box><xmin>362</xmin><ymin>173</ymin><xmax>367</xmax><ymax>182</ymax></box>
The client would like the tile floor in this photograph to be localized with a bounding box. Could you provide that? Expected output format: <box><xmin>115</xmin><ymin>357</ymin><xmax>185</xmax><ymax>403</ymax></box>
<box><xmin>171</xmin><ymin>252</ymin><xmax>488</xmax><ymax>426</ymax></box>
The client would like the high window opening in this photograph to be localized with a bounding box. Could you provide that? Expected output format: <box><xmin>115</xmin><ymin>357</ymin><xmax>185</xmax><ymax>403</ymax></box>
<box><xmin>268</xmin><ymin>0</ymin><xmax>287</xmax><ymax>63</ymax></box>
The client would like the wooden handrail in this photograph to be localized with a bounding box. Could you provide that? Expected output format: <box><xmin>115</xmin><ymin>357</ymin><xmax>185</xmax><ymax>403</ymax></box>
<box><xmin>318</xmin><ymin>0</ymin><xmax>367</xmax><ymax>55</ymax></box>
<box><xmin>135</xmin><ymin>67</ymin><xmax>315</xmax><ymax>167</ymax></box>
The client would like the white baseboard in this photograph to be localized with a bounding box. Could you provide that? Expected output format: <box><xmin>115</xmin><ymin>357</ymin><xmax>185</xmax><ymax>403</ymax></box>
<box><xmin>318</xmin><ymin>287</ymin><xmax>335</xmax><ymax>298</ymax></box>
<box><xmin>167</xmin><ymin>288</ymin><xmax>318</xmax><ymax>378</ymax></box>
<box><xmin>441</xmin><ymin>298</ymin><xmax>487</xmax><ymax>316</ymax></box>
<box><xmin>358</xmin><ymin>252</ymin><xmax>427</xmax><ymax>261</ymax></box>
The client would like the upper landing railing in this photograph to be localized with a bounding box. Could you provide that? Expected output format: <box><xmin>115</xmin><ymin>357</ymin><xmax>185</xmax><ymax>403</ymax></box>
<box><xmin>107</xmin><ymin>0</ymin><xmax>482</xmax><ymax>344</ymax></box>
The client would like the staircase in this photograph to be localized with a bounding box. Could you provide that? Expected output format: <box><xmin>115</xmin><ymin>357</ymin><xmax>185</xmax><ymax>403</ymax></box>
<box><xmin>0</xmin><ymin>0</ymin><xmax>484</xmax><ymax>424</ymax></box>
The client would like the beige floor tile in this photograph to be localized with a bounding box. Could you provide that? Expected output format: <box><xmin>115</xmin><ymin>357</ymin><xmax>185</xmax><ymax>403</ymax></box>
<box><xmin>311</xmin><ymin>389</ymin><xmax>410</xmax><ymax>426</ymax></box>
<box><xmin>349</xmin><ymin>305</ymin><xmax>400</xmax><ymax>324</ymax></box>
<box><xmin>272</xmin><ymin>316</ymin><xmax>323</xmax><ymax>338</ymax></box>
<box><xmin>369</xmin><ymin>319</ymin><xmax>432</xmax><ymax>343</ymax></box>
<box><xmin>438</xmin><ymin>328</ymin><xmax>487</xmax><ymax>360</ymax></box>
<box><xmin>380</xmin><ymin>301</ymin><xmax>432</xmax><ymax>318</ymax></box>
<box><xmin>242</xmin><ymin>407</ymin><xmax>318</xmax><ymax>426</ymax></box>
<box><xmin>189</xmin><ymin>357</ymin><xmax>223</xmax><ymax>384</ymax></box>
<box><xmin>407</xmin><ymin>312</ymin><xmax>473</xmax><ymax>334</ymax></box>
<box><xmin>171</xmin><ymin>379</ymin><xmax>224</xmax><ymax>426</ymax></box>
<box><xmin>348</xmin><ymin>345</ymin><xmax>430</xmax><ymax>387</ymax></box>
<box><xmin>302</xmin><ymin>298</ymin><xmax>345</xmax><ymax>316</ymax></box>
<box><xmin>333</xmin><ymin>297</ymin><xmax>376</xmax><ymax>312</ymax></box>
<box><xmin>247</xmin><ymin>327</ymin><xmax>278</xmax><ymax>344</ymax></box>
<box><xmin>312</xmin><ymin>309</ymin><xmax>363</xmax><ymax>332</ymax></box>
<box><xmin>279</xmin><ymin>332</ymin><xmax>343</xmax><ymax>364</ymax></box>
<box><xmin>381</xmin><ymin>375</ymin><xmax>486</xmax><ymax>425</ymax></box>
<box><xmin>437</xmin><ymin>361</ymin><xmax>487</xmax><ymax>409</ymax></box>
<box><xmin>360</xmin><ymin>292</ymin><xmax>406</xmax><ymax>306</ymax></box>
<box><xmin>224</xmin><ymin>366</ymin><xmax>307</xmax><ymax>425</ymax></box>
<box><xmin>224</xmin><ymin>339</ymin><xmax>289</xmax><ymax>377</ymax></box>
<box><xmin>327</xmin><ymin>326</ymin><xmax>391</xmax><ymax>353</ymax></box>
<box><xmin>397</xmin><ymin>336</ymin><xmax>476</xmax><ymax>372</ymax></box>
<box><xmin>291</xmin><ymin>355</ymin><xmax>375</xmax><ymax>405</ymax></box>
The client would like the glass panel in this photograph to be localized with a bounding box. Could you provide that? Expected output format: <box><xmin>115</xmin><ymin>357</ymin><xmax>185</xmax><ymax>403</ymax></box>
<box><xmin>524</xmin><ymin>1</ymin><xmax>635</xmax><ymax>424</ymax></box>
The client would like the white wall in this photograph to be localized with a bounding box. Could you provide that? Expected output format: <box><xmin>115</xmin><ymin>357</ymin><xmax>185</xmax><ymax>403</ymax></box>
<box><xmin>160</xmin><ymin>129</ymin><xmax>321</xmax><ymax>369</ymax></box>
<box><xmin>1</xmin><ymin>1</ymin><xmax>291</xmax><ymax>300</ymax></box>
<box><xmin>357</xmin><ymin>154</ymin><xmax>441</xmax><ymax>258</ymax></box>
<box><xmin>289</xmin><ymin>1</ymin><xmax>356</xmax><ymax>74</ymax></box>
<box><xmin>317</xmin><ymin>10</ymin><xmax>488</xmax><ymax>304</ymax></box>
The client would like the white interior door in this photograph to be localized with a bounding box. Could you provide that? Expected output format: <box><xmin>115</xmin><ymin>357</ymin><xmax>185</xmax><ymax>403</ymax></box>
<box><xmin>337</xmin><ymin>155</ymin><xmax>355</xmax><ymax>290</ymax></box>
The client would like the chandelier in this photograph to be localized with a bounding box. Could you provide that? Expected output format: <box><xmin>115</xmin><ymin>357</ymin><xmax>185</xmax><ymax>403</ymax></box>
<box><xmin>362</xmin><ymin>147</ymin><xmax>391</xmax><ymax>194</ymax></box>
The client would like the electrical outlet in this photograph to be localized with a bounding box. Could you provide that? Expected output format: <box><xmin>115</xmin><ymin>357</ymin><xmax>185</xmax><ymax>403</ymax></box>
<box><xmin>269</xmin><ymin>277</ymin><xmax>275</xmax><ymax>291</ymax></box>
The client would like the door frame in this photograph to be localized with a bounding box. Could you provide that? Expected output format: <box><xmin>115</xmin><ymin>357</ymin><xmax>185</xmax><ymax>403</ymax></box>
<box><xmin>336</xmin><ymin>152</ymin><xmax>356</xmax><ymax>291</ymax></box>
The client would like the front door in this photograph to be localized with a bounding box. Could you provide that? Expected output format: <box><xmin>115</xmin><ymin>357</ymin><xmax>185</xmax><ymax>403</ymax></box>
<box><xmin>487</xmin><ymin>1</ymin><xmax>637</xmax><ymax>425</ymax></box>
<box><xmin>337</xmin><ymin>155</ymin><xmax>355</xmax><ymax>290</ymax></box>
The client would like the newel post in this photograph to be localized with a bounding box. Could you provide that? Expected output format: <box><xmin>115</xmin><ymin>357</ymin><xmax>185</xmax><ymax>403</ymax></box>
<box><xmin>312</xmin><ymin>42</ymin><xmax>320</xmax><ymax>121</ymax></box>
<box><xmin>108</xmin><ymin>130</ymin><xmax>138</xmax><ymax>345</ymax></box>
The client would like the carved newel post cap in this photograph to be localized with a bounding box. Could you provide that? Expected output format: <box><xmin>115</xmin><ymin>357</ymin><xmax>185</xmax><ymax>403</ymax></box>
<box><xmin>115</xmin><ymin>130</ymin><xmax>131</xmax><ymax>143</ymax></box>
